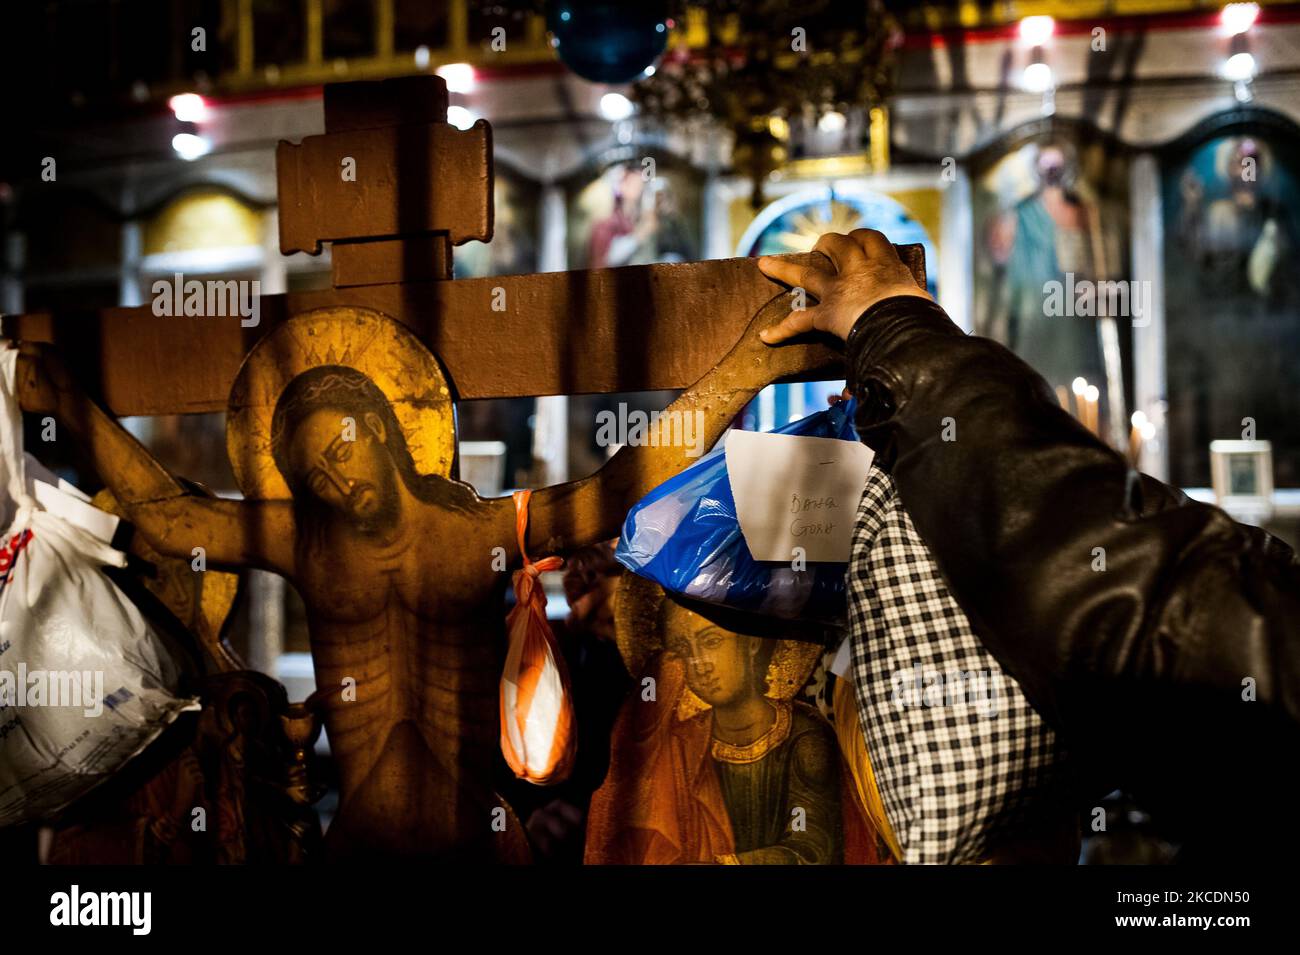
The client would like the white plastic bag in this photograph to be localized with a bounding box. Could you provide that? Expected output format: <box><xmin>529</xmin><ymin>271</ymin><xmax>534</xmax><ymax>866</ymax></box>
<box><xmin>0</xmin><ymin>345</ymin><xmax>199</xmax><ymax>826</ymax></box>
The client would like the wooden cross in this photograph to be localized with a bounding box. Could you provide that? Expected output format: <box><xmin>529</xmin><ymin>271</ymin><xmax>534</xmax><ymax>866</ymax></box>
<box><xmin>7</xmin><ymin>76</ymin><xmax>924</xmax><ymax>861</ymax></box>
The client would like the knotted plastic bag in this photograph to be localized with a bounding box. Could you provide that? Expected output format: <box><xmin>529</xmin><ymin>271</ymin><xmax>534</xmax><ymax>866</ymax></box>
<box><xmin>499</xmin><ymin>490</ymin><xmax>575</xmax><ymax>784</ymax></box>
<box><xmin>615</xmin><ymin>399</ymin><xmax>859</xmax><ymax>622</ymax></box>
<box><xmin>0</xmin><ymin>345</ymin><xmax>199</xmax><ymax>826</ymax></box>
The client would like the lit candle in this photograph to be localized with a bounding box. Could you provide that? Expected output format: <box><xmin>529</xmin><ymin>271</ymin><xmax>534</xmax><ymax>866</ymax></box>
<box><xmin>1084</xmin><ymin>385</ymin><xmax>1100</xmax><ymax>437</ymax></box>
<box><xmin>1129</xmin><ymin>410</ymin><xmax>1147</xmax><ymax>467</ymax></box>
<box><xmin>1071</xmin><ymin>377</ymin><xmax>1088</xmax><ymax>424</ymax></box>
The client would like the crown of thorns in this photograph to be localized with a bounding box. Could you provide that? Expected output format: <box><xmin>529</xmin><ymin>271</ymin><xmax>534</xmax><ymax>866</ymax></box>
<box><xmin>270</xmin><ymin>367</ymin><xmax>386</xmax><ymax>448</ymax></box>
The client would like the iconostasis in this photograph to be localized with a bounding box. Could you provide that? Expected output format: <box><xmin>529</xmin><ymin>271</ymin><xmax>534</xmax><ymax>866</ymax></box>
<box><xmin>517</xmin><ymin>107</ymin><xmax>1300</xmax><ymax>496</ymax></box>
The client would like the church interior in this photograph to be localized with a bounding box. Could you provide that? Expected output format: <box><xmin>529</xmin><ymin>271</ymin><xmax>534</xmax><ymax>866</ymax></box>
<box><xmin>0</xmin><ymin>1</ymin><xmax>1297</xmax><ymax>919</ymax></box>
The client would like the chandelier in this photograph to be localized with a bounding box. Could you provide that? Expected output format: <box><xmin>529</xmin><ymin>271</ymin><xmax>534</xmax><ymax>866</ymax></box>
<box><xmin>631</xmin><ymin>1</ymin><xmax>901</xmax><ymax>207</ymax></box>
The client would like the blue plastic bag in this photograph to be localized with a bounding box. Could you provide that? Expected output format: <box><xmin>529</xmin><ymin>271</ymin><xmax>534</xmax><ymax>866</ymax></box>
<box><xmin>615</xmin><ymin>399</ymin><xmax>860</xmax><ymax>622</ymax></box>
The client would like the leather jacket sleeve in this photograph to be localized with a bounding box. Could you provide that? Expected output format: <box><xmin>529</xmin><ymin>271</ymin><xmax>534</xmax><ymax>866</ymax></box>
<box><xmin>844</xmin><ymin>295</ymin><xmax>1300</xmax><ymax>832</ymax></box>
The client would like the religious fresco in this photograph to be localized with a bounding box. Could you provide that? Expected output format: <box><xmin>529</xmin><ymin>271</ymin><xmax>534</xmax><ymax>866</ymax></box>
<box><xmin>972</xmin><ymin>130</ymin><xmax>1132</xmax><ymax>414</ymax></box>
<box><xmin>1162</xmin><ymin>119</ymin><xmax>1300</xmax><ymax>488</ymax></box>
<box><xmin>566</xmin><ymin>156</ymin><xmax>702</xmax><ymax>270</ymax></box>
<box><xmin>585</xmin><ymin>574</ymin><xmax>884</xmax><ymax>864</ymax></box>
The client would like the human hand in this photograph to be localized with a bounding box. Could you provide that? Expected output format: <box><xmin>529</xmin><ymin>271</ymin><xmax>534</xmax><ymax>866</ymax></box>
<box><xmin>757</xmin><ymin>230</ymin><xmax>931</xmax><ymax>345</ymax></box>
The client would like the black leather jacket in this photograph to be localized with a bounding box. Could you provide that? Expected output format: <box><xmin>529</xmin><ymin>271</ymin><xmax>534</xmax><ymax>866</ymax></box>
<box><xmin>846</xmin><ymin>295</ymin><xmax>1300</xmax><ymax>857</ymax></box>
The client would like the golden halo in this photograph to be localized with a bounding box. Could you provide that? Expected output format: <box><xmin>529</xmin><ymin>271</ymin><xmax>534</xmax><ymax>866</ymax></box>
<box><xmin>226</xmin><ymin>306</ymin><xmax>455</xmax><ymax>500</ymax></box>
<box><xmin>613</xmin><ymin>573</ymin><xmax>821</xmax><ymax>721</ymax></box>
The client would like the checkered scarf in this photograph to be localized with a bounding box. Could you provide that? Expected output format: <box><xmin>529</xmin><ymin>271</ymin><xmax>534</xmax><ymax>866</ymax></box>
<box><xmin>845</xmin><ymin>467</ymin><xmax>1070</xmax><ymax>864</ymax></box>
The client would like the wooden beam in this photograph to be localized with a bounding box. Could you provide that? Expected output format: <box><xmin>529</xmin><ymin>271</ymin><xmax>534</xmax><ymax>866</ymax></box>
<box><xmin>5</xmin><ymin>246</ymin><xmax>930</xmax><ymax>415</ymax></box>
<box><xmin>1</xmin><ymin>246</ymin><xmax>925</xmax><ymax>415</ymax></box>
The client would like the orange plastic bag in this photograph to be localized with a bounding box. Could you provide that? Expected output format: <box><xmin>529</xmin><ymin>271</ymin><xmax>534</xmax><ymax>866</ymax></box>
<box><xmin>499</xmin><ymin>490</ymin><xmax>576</xmax><ymax>784</ymax></box>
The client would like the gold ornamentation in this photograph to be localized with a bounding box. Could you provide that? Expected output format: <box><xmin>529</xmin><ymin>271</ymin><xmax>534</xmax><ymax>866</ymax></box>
<box><xmin>711</xmin><ymin>699</ymin><xmax>793</xmax><ymax>765</ymax></box>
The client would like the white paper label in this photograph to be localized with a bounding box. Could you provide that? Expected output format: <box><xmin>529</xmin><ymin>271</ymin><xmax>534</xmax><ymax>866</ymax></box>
<box><xmin>725</xmin><ymin>430</ymin><xmax>874</xmax><ymax>562</ymax></box>
<box><xmin>830</xmin><ymin>634</ymin><xmax>854</xmax><ymax>678</ymax></box>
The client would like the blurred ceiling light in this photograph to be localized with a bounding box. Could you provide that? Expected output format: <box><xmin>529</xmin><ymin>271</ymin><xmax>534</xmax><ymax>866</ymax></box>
<box><xmin>168</xmin><ymin>93</ymin><xmax>207</xmax><ymax>123</ymax></box>
<box><xmin>818</xmin><ymin>110</ymin><xmax>847</xmax><ymax>133</ymax></box>
<box><xmin>1222</xmin><ymin>51</ymin><xmax>1257</xmax><ymax>81</ymax></box>
<box><xmin>642</xmin><ymin>65</ymin><xmax>656</xmax><ymax>77</ymax></box>
<box><xmin>599</xmin><ymin>92</ymin><xmax>635</xmax><ymax>121</ymax></box>
<box><xmin>1018</xmin><ymin>16</ymin><xmax>1055</xmax><ymax>47</ymax></box>
<box><xmin>1022</xmin><ymin>61</ymin><xmax>1054</xmax><ymax>93</ymax></box>
<box><xmin>171</xmin><ymin>132</ymin><xmax>210</xmax><ymax>161</ymax></box>
<box><xmin>436</xmin><ymin>62</ymin><xmax>476</xmax><ymax>94</ymax></box>
<box><xmin>446</xmin><ymin>105</ymin><xmax>476</xmax><ymax>130</ymax></box>
<box><xmin>1221</xmin><ymin>3</ymin><xmax>1260</xmax><ymax>36</ymax></box>
<box><xmin>414</xmin><ymin>46</ymin><xmax>431</xmax><ymax>70</ymax></box>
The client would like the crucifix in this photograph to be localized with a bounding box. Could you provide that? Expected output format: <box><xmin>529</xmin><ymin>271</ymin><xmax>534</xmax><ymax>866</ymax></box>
<box><xmin>8</xmin><ymin>76</ymin><xmax>924</xmax><ymax>862</ymax></box>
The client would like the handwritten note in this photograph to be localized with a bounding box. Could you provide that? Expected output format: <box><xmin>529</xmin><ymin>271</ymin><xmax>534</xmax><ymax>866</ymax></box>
<box><xmin>724</xmin><ymin>430</ymin><xmax>874</xmax><ymax>563</ymax></box>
